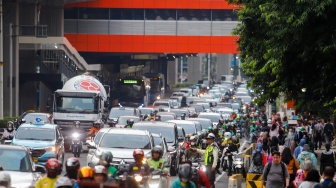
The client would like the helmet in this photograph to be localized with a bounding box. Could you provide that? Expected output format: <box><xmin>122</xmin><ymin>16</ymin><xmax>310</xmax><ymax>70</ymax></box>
<box><xmin>150</xmin><ymin>112</ymin><xmax>155</xmax><ymax>117</ymax></box>
<box><xmin>207</xmin><ymin>126</ymin><xmax>213</xmax><ymax>131</ymax></box>
<box><xmin>94</xmin><ymin>165</ymin><xmax>107</xmax><ymax>175</ymax></box>
<box><xmin>0</xmin><ymin>171</ymin><xmax>11</xmax><ymax>188</ymax></box>
<box><xmin>252</xmin><ymin>120</ymin><xmax>256</xmax><ymax>124</ymax></box>
<box><xmin>65</xmin><ymin>157</ymin><xmax>80</xmax><ymax>179</ymax></box>
<box><xmin>190</xmin><ymin>136</ymin><xmax>197</xmax><ymax>142</ymax></box>
<box><xmin>178</xmin><ymin>164</ymin><xmax>192</xmax><ymax>183</ymax></box>
<box><xmin>224</xmin><ymin>132</ymin><xmax>232</xmax><ymax>140</ymax></box>
<box><xmin>151</xmin><ymin>146</ymin><xmax>163</xmax><ymax>158</ymax></box>
<box><xmin>78</xmin><ymin>166</ymin><xmax>94</xmax><ymax>180</ymax></box>
<box><xmin>94</xmin><ymin>119</ymin><xmax>101</xmax><ymax>127</ymax></box>
<box><xmin>54</xmin><ymin>176</ymin><xmax>72</xmax><ymax>188</ymax></box>
<box><xmin>181</xmin><ymin>113</ymin><xmax>186</xmax><ymax>117</ymax></box>
<box><xmin>100</xmin><ymin>151</ymin><xmax>113</xmax><ymax>166</ymax></box>
<box><xmin>128</xmin><ymin>119</ymin><xmax>134</xmax><ymax>125</ymax></box>
<box><xmin>232</xmin><ymin>136</ymin><xmax>239</xmax><ymax>144</ymax></box>
<box><xmin>155</xmin><ymin>115</ymin><xmax>161</xmax><ymax>121</ymax></box>
<box><xmin>206</xmin><ymin>133</ymin><xmax>216</xmax><ymax>139</ymax></box>
<box><xmin>219</xmin><ymin>119</ymin><xmax>224</xmax><ymax>124</ymax></box>
<box><xmin>133</xmin><ymin>149</ymin><xmax>144</xmax><ymax>158</ymax></box>
<box><xmin>267</xmin><ymin>119</ymin><xmax>272</xmax><ymax>124</ymax></box>
<box><xmin>7</xmin><ymin>121</ymin><xmax>13</xmax><ymax>128</ymax></box>
<box><xmin>46</xmin><ymin>158</ymin><xmax>60</xmax><ymax>178</ymax></box>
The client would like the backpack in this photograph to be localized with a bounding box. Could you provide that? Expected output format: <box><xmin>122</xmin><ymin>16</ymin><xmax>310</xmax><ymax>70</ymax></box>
<box><xmin>325</xmin><ymin>123</ymin><xmax>333</xmax><ymax>134</ymax></box>
<box><xmin>253</xmin><ymin>151</ymin><xmax>263</xmax><ymax>166</ymax></box>
<box><xmin>300</xmin><ymin>153</ymin><xmax>311</xmax><ymax>169</ymax></box>
<box><xmin>264</xmin><ymin>162</ymin><xmax>286</xmax><ymax>183</ymax></box>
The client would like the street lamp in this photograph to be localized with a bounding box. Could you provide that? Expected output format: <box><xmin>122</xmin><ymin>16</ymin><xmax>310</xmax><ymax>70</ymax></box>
<box><xmin>301</xmin><ymin>88</ymin><xmax>306</xmax><ymax>93</ymax></box>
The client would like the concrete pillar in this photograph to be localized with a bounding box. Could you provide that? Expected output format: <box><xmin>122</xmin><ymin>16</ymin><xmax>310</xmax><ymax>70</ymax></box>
<box><xmin>187</xmin><ymin>56</ymin><xmax>202</xmax><ymax>84</ymax></box>
<box><xmin>167</xmin><ymin>59</ymin><xmax>177</xmax><ymax>86</ymax></box>
<box><xmin>217</xmin><ymin>54</ymin><xmax>232</xmax><ymax>77</ymax></box>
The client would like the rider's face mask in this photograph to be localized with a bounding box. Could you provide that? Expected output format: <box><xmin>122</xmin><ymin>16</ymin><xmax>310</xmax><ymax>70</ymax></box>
<box><xmin>8</xmin><ymin>126</ymin><xmax>13</xmax><ymax>130</ymax></box>
<box><xmin>181</xmin><ymin>178</ymin><xmax>189</xmax><ymax>183</ymax></box>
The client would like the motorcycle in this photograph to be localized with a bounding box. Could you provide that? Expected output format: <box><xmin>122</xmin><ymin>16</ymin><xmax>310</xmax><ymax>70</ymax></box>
<box><xmin>189</xmin><ymin>158</ymin><xmax>206</xmax><ymax>172</ymax></box>
<box><xmin>117</xmin><ymin>160</ymin><xmax>151</xmax><ymax>188</ymax></box>
<box><xmin>251</xmin><ymin>130</ymin><xmax>259</xmax><ymax>143</ymax></box>
<box><xmin>71</xmin><ymin>132</ymin><xmax>82</xmax><ymax>157</ymax></box>
<box><xmin>236</xmin><ymin>128</ymin><xmax>241</xmax><ymax>139</ymax></box>
<box><xmin>148</xmin><ymin>169</ymin><xmax>169</xmax><ymax>188</ymax></box>
<box><xmin>232</xmin><ymin>152</ymin><xmax>245</xmax><ymax>176</ymax></box>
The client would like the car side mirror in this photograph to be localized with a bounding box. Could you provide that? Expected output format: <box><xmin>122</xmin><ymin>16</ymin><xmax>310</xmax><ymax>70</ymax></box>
<box><xmin>168</xmin><ymin>146</ymin><xmax>175</xmax><ymax>152</ymax></box>
<box><xmin>35</xmin><ymin>164</ymin><xmax>46</xmax><ymax>174</ymax></box>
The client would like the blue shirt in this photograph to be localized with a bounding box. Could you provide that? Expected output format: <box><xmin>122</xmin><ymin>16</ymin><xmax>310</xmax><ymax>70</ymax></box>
<box><xmin>314</xmin><ymin>178</ymin><xmax>336</xmax><ymax>188</ymax></box>
<box><xmin>170</xmin><ymin>179</ymin><xmax>196</xmax><ymax>188</ymax></box>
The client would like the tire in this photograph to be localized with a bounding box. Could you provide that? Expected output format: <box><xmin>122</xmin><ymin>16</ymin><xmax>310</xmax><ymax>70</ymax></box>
<box><xmin>222</xmin><ymin>160</ymin><xmax>227</xmax><ymax>171</ymax></box>
<box><xmin>170</xmin><ymin>164</ymin><xmax>176</xmax><ymax>176</ymax></box>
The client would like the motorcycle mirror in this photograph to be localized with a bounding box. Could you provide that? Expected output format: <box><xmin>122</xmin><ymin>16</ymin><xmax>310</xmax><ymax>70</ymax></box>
<box><xmin>34</xmin><ymin>164</ymin><xmax>46</xmax><ymax>174</ymax></box>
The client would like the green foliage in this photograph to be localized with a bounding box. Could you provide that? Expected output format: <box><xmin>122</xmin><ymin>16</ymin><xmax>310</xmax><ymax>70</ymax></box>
<box><xmin>228</xmin><ymin>0</ymin><xmax>336</xmax><ymax>116</ymax></box>
<box><xmin>170</xmin><ymin>83</ymin><xmax>193</xmax><ymax>88</ymax></box>
<box><xmin>0</xmin><ymin>117</ymin><xmax>20</xmax><ymax>128</ymax></box>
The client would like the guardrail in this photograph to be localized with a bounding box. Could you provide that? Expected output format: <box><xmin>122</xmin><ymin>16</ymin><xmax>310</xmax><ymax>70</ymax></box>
<box><xmin>19</xmin><ymin>25</ymin><xmax>48</xmax><ymax>37</ymax></box>
<box><xmin>242</xmin><ymin>143</ymin><xmax>255</xmax><ymax>176</ymax></box>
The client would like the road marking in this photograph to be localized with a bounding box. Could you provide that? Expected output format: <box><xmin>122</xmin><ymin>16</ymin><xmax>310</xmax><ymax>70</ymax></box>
<box><xmin>215</xmin><ymin>171</ymin><xmax>225</xmax><ymax>183</ymax></box>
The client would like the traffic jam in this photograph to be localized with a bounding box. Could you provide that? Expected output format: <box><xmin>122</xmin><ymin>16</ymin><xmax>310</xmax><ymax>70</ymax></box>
<box><xmin>0</xmin><ymin>73</ymin><xmax>259</xmax><ymax>188</ymax></box>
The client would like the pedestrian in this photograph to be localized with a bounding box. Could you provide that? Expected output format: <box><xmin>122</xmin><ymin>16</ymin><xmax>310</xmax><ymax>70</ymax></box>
<box><xmin>324</xmin><ymin>119</ymin><xmax>334</xmax><ymax>144</ymax></box>
<box><xmin>285</xmin><ymin>128</ymin><xmax>296</xmax><ymax>148</ymax></box>
<box><xmin>194</xmin><ymin>133</ymin><xmax>219</xmax><ymax>188</ymax></box>
<box><xmin>298</xmin><ymin>169</ymin><xmax>320</xmax><ymax>188</ymax></box>
<box><xmin>270</xmin><ymin>123</ymin><xmax>279</xmax><ymax>138</ymax></box>
<box><xmin>281</xmin><ymin>147</ymin><xmax>300</xmax><ymax>188</ymax></box>
<box><xmin>303</xmin><ymin>160</ymin><xmax>313</xmax><ymax>178</ymax></box>
<box><xmin>290</xmin><ymin>140</ymin><xmax>297</xmax><ymax>156</ymax></box>
<box><xmin>248</xmin><ymin>142</ymin><xmax>264</xmax><ymax>174</ymax></box>
<box><xmin>314</xmin><ymin>166</ymin><xmax>336</xmax><ymax>188</ymax></box>
<box><xmin>320</xmin><ymin>143</ymin><xmax>335</xmax><ymax>175</ymax></box>
<box><xmin>270</xmin><ymin>136</ymin><xmax>279</xmax><ymax>151</ymax></box>
<box><xmin>297</xmin><ymin>144</ymin><xmax>318</xmax><ymax>170</ymax></box>
<box><xmin>313</xmin><ymin>120</ymin><xmax>323</xmax><ymax>150</ymax></box>
<box><xmin>294</xmin><ymin>139</ymin><xmax>306</xmax><ymax>159</ymax></box>
<box><xmin>261</xmin><ymin>151</ymin><xmax>290</xmax><ymax>188</ymax></box>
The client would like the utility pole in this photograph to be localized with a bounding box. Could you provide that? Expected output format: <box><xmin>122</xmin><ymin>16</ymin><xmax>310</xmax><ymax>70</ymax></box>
<box><xmin>0</xmin><ymin>0</ymin><xmax>3</xmax><ymax>119</ymax></box>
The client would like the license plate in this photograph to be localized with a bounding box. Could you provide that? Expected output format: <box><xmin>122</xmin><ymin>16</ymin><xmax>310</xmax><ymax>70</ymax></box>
<box><xmin>33</xmin><ymin>157</ymin><xmax>38</xmax><ymax>162</ymax></box>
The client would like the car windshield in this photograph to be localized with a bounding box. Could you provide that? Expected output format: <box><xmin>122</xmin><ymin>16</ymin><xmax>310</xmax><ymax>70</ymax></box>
<box><xmin>191</xmin><ymin>120</ymin><xmax>211</xmax><ymax>129</ymax></box>
<box><xmin>15</xmin><ymin>127</ymin><xmax>55</xmax><ymax>141</ymax></box>
<box><xmin>177</xmin><ymin>129</ymin><xmax>184</xmax><ymax>137</ymax></box>
<box><xmin>23</xmin><ymin>114</ymin><xmax>49</xmax><ymax>124</ymax></box>
<box><xmin>100</xmin><ymin>134</ymin><xmax>151</xmax><ymax>149</ymax></box>
<box><xmin>189</xmin><ymin>105</ymin><xmax>204</xmax><ymax>113</ymax></box>
<box><xmin>153</xmin><ymin>102</ymin><xmax>169</xmax><ymax>107</ymax></box>
<box><xmin>231</xmin><ymin>103</ymin><xmax>240</xmax><ymax>110</ymax></box>
<box><xmin>0</xmin><ymin>149</ymin><xmax>30</xmax><ymax>172</ymax></box>
<box><xmin>133</xmin><ymin>126</ymin><xmax>175</xmax><ymax>143</ymax></box>
<box><xmin>109</xmin><ymin>108</ymin><xmax>135</xmax><ymax>119</ymax></box>
<box><xmin>139</xmin><ymin>108</ymin><xmax>153</xmax><ymax>115</ymax></box>
<box><xmin>153</xmin><ymin>137</ymin><xmax>164</xmax><ymax>147</ymax></box>
<box><xmin>170</xmin><ymin>110</ymin><xmax>188</xmax><ymax>117</ymax></box>
<box><xmin>198</xmin><ymin>114</ymin><xmax>221</xmax><ymax>123</ymax></box>
<box><xmin>161</xmin><ymin>115</ymin><xmax>174</xmax><ymax>122</ymax></box>
<box><xmin>117</xmin><ymin>117</ymin><xmax>140</xmax><ymax>125</ymax></box>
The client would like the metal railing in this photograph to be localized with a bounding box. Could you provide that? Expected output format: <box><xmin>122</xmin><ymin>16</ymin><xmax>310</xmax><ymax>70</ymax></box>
<box><xmin>19</xmin><ymin>25</ymin><xmax>48</xmax><ymax>37</ymax></box>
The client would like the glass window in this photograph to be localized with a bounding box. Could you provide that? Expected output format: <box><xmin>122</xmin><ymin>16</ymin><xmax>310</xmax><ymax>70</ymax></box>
<box><xmin>173</xmin><ymin>123</ymin><xmax>196</xmax><ymax>135</ymax></box>
<box><xmin>121</xmin><ymin>9</ymin><xmax>133</xmax><ymax>20</ymax></box>
<box><xmin>109</xmin><ymin>108</ymin><xmax>135</xmax><ymax>119</ymax></box>
<box><xmin>153</xmin><ymin>137</ymin><xmax>164</xmax><ymax>147</ymax></box>
<box><xmin>145</xmin><ymin>9</ymin><xmax>157</xmax><ymax>20</ymax></box>
<box><xmin>163</xmin><ymin>9</ymin><xmax>176</xmax><ymax>20</ymax></box>
<box><xmin>100</xmin><ymin>134</ymin><xmax>151</xmax><ymax>149</ymax></box>
<box><xmin>189</xmin><ymin>10</ymin><xmax>201</xmax><ymax>21</ymax></box>
<box><xmin>110</xmin><ymin>9</ymin><xmax>122</xmax><ymax>20</ymax></box>
<box><xmin>200</xmin><ymin>10</ymin><xmax>211</xmax><ymax>21</ymax></box>
<box><xmin>133</xmin><ymin>9</ymin><xmax>144</xmax><ymax>20</ymax></box>
<box><xmin>94</xmin><ymin>132</ymin><xmax>104</xmax><ymax>145</ymax></box>
<box><xmin>56</xmin><ymin>96</ymin><xmax>99</xmax><ymax>113</ymax></box>
<box><xmin>64</xmin><ymin>8</ymin><xmax>78</xmax><ymax>19</ymax></box>
<box><xmin>0</xmin><ymin>150</ymin><xmax>30</xmax><ymax>172</ymax></box>
<box><xmin>79</xmin><ymin>8</ymin><xmax>109</xmax><ymax>19</ymax></box>
<box><xmin>16</xmin><ymin>128</ymin><xmax>55</xmax><ymax>141</ymax></box>
<box><xmin>177</xmin><ymin>10</ymin><xmax>189</xmax><ymax>20</ymax></box>
<box><xmin>132</xmin><ymin>125</ymin><xmax>175</xmax><ymax>143</ymax></box>
<box><xmin>212</xmin><ymin>10</ymin><xmax>238</xmax><ymax>21</ymax></box>
<box><xmin>198</xmin><ymin>114</ymin><xmax>221</xmax><ymax>123</ymax></box>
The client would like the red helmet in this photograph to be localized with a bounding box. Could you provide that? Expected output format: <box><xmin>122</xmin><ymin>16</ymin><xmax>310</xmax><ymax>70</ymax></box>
<box><xmin>46</xmin><ymin>158</ymin><xmax>60</xmax><ymax>178</ymax></box>
<box><xmin>133</xmin><ymin>149</ymin><xmax>144</xmax><ymax>157</ymax></box>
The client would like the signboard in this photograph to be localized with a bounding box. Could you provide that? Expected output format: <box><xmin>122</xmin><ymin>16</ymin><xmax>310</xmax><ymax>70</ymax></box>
<box><xmin>123</xmin><ymin>80</ymin><xmax>138</xmax><ymax>84</ymax></box>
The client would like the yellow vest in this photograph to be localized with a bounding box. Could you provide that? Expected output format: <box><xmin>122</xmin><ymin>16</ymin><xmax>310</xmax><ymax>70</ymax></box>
<box><xmin>205</xmin><ymin>144</ymin><xmax>217</xmax><ymax>165</ymax></box>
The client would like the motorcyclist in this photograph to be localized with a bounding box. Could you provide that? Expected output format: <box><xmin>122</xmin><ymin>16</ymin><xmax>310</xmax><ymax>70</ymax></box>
<box><xmin>147</xmin><ymin>112</ymin><xmax>155</xmax><ymax>121</ymax></box>
<box><xmin>99</xmin><ymin>151</ymin><xmax>117</xmax><ymax>179</ymax></box>
<box><xmin>218</xmin><ymin>119</ymin><xmax>225</xmax><ymax>129</ymax></box>
<box><xmin>155</xmin><ymin>115</ymin><xmax>161</xmax><ymax>121</ymax></box>
<box><xmin>190</xmin><ymin>165</ymin><xmax>211</xmax><ymax>188</ymax></box>
<box><xmin>1</xmin><ymin>121</ymin><xmax>16</xmax><ymax>141</ymax></box>
<box><xmin>147</xmin><ymin>147</ymin><xmax>169</xmax><ymax>188</ymax></box>
<box><xmin>0</xmin><ymin>171</ymin><xmax>11</xmax><ymax>188</ymax></box>
<box><xmin>128</xmin><ymin>149</ymin><xmax>150</xmax><ymax>176</ymax></box>
<box><xmin>181</xmin><ymin>113</ymin><xmax>186</xmax><ymax>120</ymax></box>
<box><xmin>224</xmin><ymin>143</ymin><xmax>238</xmax><ymax>176</ymax></box>
<box><xmin>221</xmin><ymin>132</ymin><xmax>233</xmax><ymax>148</ymax></box>
<box><xmin>78</xmin><ymin>166</ymin><xmax>95</xmax><ymax>183</ymax></box>
<box><xmin>93</xmin><ymin>165</ymin><xmax>108</xmax><ymax>184</ymax></box>
<box><xmin>232</xmin><ymin>136</ymin><xmax>240</xmax><ymax>150</ymax></box>
<box><xmin>183</xmin><ymin>136</ymin><xmax>202</xmax><ymax>162</ymax></box>
<box><xmin>125</xmin><ymin>119</ymin><xmax>135</xmax><ymax>128</ymax></box>
<box><xmin>88</xmin><ymin>120</ymin><xmax>101</xmax><ymax>137</ymax></box>
<box><xmin>54</xmin><ymin>177</ymin><xmax>72</xmax><ymax>188</ymax></box>
<box><xmin>35</xmin><ymin>158</ymin><xmax>60</xmax><ymax>188</ymax></box>
<box><xmin>249</xmin><ymin>121</ymin><xmax>258</xmax><ymax>143</ymax></box>
<box><xmin>170</xmin><ymin>163</ymin><xmax>196</xmax><ymax>188</ymax></box>
<box><xmin>64</xmin><ymin>157</ymin><xmax>80</xmax><ymax>188</ymax></box>
<box><xmin>71</xmin><ymin>121</ymin><xmax>84</xmax><ymax>151</ymax></box>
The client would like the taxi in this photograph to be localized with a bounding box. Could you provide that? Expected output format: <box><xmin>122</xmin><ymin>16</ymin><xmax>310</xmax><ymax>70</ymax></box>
<box><xmin>12</xmin><ymin>118</ymin><xmax>64</xmax><ymax>165</ymax></box>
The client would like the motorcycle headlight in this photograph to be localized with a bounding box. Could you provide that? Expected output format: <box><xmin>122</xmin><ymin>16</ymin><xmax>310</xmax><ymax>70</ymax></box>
<box><xmin>156</xmin><ymin>96</ymin><xmax>161</xmax><ymax>100</ymax></box>
<box><xmin>134</xmin><ymin>174</ymin><xmax>143</xmax><ymax>182</ymax></box>
<box><xmin>72</xmin><ymin>133</ymin><xmax>79</xmax><ymax>138</ymax></box>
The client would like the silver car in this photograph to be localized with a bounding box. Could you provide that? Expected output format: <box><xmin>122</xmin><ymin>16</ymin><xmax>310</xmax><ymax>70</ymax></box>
<box><xmin>87</xmin><ymin>129</ymin><xmax>154</xmax><ymax>167</ymax></box>
<box><xmin>0</xmin><ymin>145</ymin><xmax>46</xmax><ymax>188</ymax></box>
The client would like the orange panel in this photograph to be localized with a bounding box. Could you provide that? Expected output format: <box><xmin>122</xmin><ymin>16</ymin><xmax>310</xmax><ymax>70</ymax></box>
<box><xmin>165</xmin><ymin>43</ymin><xmax>177</xmax><ymax>52</ymax></box>
<box><xmin>132</xmin><ymin>35</ymin><xmax>144</xmax><ymax>43</ymax></box>
<box><xmin>165</xmin><ymin>36</ymin><xmax>176</xmax><ymax>44</ymax></box>
<box><xmin>75</xmin><ymin>34</ymin><xmax>87</xmax><ymax>43</ymax></box>
<box><xmin>64</xmin><ymin>34</ymin><xmax>77</xmax><ymax>43</ymax></box>
<box><xmin>87</xmin><ymin>35</ymin><xmax>99</xmax><ymax>43</ymax></box>
<box><xmin>87</xmin><ymin>42</ymin><xmax>99</xmax><ymax>52</ymax></box>
<box><xmin>98</xmin><ymin>35</ymin><xmax>109</xmax><ymax>43</ymax></box>
<box><xmin>110</xmin><ymin>43</ymin><xmax>121</xmax><ymax>51</ymax></box>
<box><xmin>121</xmin><ymin>36</ymin><xmax>133</xmax><ymax>44</ymax></box>
<box><xmin>99</xmin><ymin>42</ymin><xmax>109</xmax><ymax>52</ymax></box>
<box><xmin>75</xmin><ymin>43</ymin><xmax>88</xmax><ymax>51</ymax></box>
<box><xmin>110</xmin><ymin>35</ymin><xmax>122</xmax><ymax>44</ymax></box>
<box><xmin>143</xmin><ymin>36</ymin><xmax>155</xmax><ymax>44</ymax></box>
<box><xmin>65</xmin><ymin>0</ymin><xmax>238</xmax><ymax>10</ymax></box>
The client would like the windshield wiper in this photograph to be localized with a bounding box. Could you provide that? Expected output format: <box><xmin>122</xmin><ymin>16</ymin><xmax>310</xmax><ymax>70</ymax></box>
<box><xmin>80</xmin><ymin>109</ymin><xmax>95</xmax><ymax>113</ymax></box>
<box><xmin>112</xmin><ymin>146</ymin><xmax>129</xmax><ymax>149</ymax></box>
<box><xmin>23</xmin><ymin>138</ymin><xmax>39</xmax><ymax>140</ymax></box>
<box><xmin>40</xmin><ymin>139</ymin><xmax>53</xmax><ymax>141</ymax></box>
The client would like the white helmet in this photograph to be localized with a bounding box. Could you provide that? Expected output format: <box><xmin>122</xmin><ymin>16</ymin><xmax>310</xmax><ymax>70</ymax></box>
<box><xmin>54</xmin><ymin>177</ymin><xmax>72</xmax><ymax>188</ymax></box>
<box><xmin>94</xmin><ymin>165</ymin><xmax>107</xmax><ymax>174</ymax></box>
<box><xmin>206</xmin><ymin>133</ymin><xmax>216</xmax><ymax>139</ymax></box>
<box><xmin>224</xmin><ymin>132</ymin><xmax>232</xmax><ymax>140</ymax></box>
<box><xmin>190</xmin><ymin>136</ymin><xmax>196</xmax><ymax>142</ymax></box>
<box><xmin>0</xmin><ymin>172</ymin><xmax>11</xmax><ymax>188</ymax></box>
<box><xmin>267</xmin><ymin>119</ymin><xmax>272</xmax><ymax>124</ymax></box>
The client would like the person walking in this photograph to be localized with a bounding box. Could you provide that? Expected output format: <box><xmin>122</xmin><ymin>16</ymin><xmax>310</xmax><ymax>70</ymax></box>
<box><xmin>298</xmin><ymin>169</ymin><xmax>320</xmax><ymax>188</ymax></box>
<box><xmin>320</xmin><ymin>143</ymin><xmax>335</xmax><ymax>175</ymax></box>
<box><xmin>297</xmin><ymin>144</ymin><xmax>318</xmax><ymax>170</ymax></box>
<box><xmin>248</xmin><ymin>142</ymin><xmax>264</xmax><ymax>174</ymax></box>
<box><xmin>261</xmin><ymin>151</ymin><xmax>290</xmax><ymax>188</ymax></box>
<box><xmin>314</xmin><ymin>166</ymin><xmax>336</xmax><ymax>188</ymax></box>
<box><xmin>313</xmin><ymin>120</ymin><xmax>323</xmax><ymax>150</ymax></box>
<box><xmin>324</xmin><ymin>119</ymin><xmax>334</xmax><ymax>144</ymax></box>
<box><xmin>281</xmin><ymin>147</ymin><xmax>300</xmax><ymax>188</ymax></box>
<box><xmin>194</xmin><ymin>133</ymin><xmax>219</xmax><ymax>188</ymax></box>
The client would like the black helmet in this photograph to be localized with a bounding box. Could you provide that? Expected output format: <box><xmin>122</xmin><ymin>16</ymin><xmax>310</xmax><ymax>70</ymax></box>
<box><xmin>65</xmin><ymin>157</ymin><xmax>80</xmax><ymax>180</ymax></box>
<box><xmin>127</xmin><ymin>119</ymin><xmax>134</xmax><ymax>125</ymax></box>
<box><xmin>154</xmin><ymin>110</ymin><xmax>158</xmax><ymax>115</ymax></box>
<box><xmin>100</xmin><ymin>151</ymin><xmax>113</xmax><ymax>166</ymax></box>
<box><xmin>178</xmin><ymin>164</ymin><xmax>192</xmax><ymax>183</ymax></box>
<box><xmin>155</xmin><ymin>115</ymin><xmax>161</xmax><ymax>121</ymax></box>
<box><xmin>150</xmin><ymin>112</ymin><xmax>155</xmax><ymax>117</ymax></box>
<box><xmin>151</xmin><ymin>146</ymin><xmax>163</xmax><ymax>159</ymax></box>
<box><xmin>181</xmin><ymin>113</ymin><xmax>186</xmax><ymax>117</ymax></box>
<box><xmin>219</xmin><ymin>119</ymin><xmax>224</xmax><ymax>124</ymax></box>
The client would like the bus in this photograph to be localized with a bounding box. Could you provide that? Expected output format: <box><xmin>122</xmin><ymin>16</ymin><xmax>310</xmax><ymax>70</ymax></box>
<box><xmin>117</xmin><ymin>76</ymin><xmax>148</xmax><ymax>107</ymax></box>
<box><xmin>143</xmin><ymin>73</ymin><xmax>165</xmax><ymax>104</ymax></box>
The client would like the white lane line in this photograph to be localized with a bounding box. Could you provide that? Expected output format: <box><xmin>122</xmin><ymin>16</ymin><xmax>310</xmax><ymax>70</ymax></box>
<box><xmin>215</xmin><ymin>172</ymin><xmax>225</xmax><ymax>183</ymax></box>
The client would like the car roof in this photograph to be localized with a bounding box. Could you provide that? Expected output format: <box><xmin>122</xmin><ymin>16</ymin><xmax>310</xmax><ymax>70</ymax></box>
<box><xmin>199</xmin><ymin>112</ymin><xmax>221</xmax><ymax>116</ymax></box>
<box><xmin>98</xmin><ymin>128</ymin><xmax>113</xmax><ymax>133</ymax></box>
<box><xmin>107</xmin><ymin>128</ymin><xmax>149</xmax><ymax>135</ymax></box>
<box><xmin>20</xmin><ymin>123</ymin><xmax>56</xmax><ymax>129</ymax></box>
<box><xmin>0</xmin><ymin>145</ymin><xmax>28</xmax><ymax>151</ymax></box>
<box><xmin>111</xmin><ymin>107</ymin><xmax>136</xmax><ymax>110</ymax></box>
<box><xmin>118</xmin><ymin>115</ymin><xmax>139</xmax><ymax>118</ymax></box>
<box><xmin>133</xmin><ymin>121</ymin><xmax>175</xmax><ymax>128</ymax></box>
<box><xmin>23</xmin><ymin>112</ymin><xmax>51</xmax><ymax>116</ymax></box>
<box><xmin>189</xmin><ymin>118</ymin><xmax>211</xmax><ymax>122</ymax></box>
<box><xmin>167</xmin><ymin>120</ymin><xmax>195</xmax><ymax>125</ymax></box>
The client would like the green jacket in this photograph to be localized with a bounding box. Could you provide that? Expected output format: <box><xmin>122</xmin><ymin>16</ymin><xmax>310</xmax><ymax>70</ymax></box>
<box><xmin>147</xmin><ymin>158</ymin><xmax>169</xmax><ymax>172</ymax></box>
<box><xmin>107</xmin><ymin>166</ymin><xmax>117</xmax><ymax>178</ymax></box>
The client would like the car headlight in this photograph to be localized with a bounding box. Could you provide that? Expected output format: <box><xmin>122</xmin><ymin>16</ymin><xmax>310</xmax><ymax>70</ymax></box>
<box><xmin>47</xmin><ymin>146</ymin><xmax>56</xmax><ymax>152</ymax></box>
<box><xmin>156</xmin><ymin>96</ymin><xmax>161</xmax><ymax>100</ymax></box>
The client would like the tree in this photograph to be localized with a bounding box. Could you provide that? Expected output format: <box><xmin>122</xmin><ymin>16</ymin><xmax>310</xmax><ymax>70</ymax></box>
<box><xmin>229</xmin><ymin>0</ymin><xmax>336</xmax><ymax>115</ymax></box>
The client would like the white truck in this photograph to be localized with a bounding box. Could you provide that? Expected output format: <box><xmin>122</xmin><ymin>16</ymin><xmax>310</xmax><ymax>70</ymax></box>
<box><xmin>52</xmin><ymin>74</ymin><xmax>109</xmax><ymax>150</ymax></box>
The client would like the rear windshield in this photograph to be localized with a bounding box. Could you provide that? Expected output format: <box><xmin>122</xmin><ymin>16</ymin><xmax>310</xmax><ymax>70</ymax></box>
<box><xmin>100</xmin><ymin>134</ymin><xmax>151</xmax><ymax>149</ymax></box>
<box><xmin>133</xmin><ymin>125</ymin><xmax>175</xmax><ymax>143</ymax></box>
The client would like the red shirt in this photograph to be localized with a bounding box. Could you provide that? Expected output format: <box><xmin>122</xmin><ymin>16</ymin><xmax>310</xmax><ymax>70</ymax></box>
<box><xmin>198</xmin><ymin>169</ymin><xmax>211</xmax><ymax>188</ymax></box>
